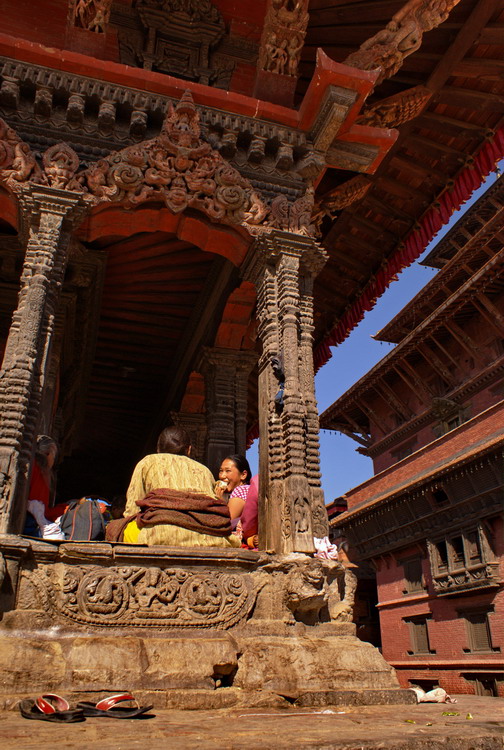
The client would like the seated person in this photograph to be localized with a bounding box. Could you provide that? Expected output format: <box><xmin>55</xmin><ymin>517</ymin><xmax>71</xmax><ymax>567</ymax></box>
<box><xmin>107</xmin><ymin>426</ymin><xmax>240</xmax><ymax>548</ymax></box>
<box><xmin>215</xmin><ymin>454</ymin><xmax>252</xmax><ymax>523</ymax></box>
<box><xmin>24</xmin><ymin>435</ymin><xmax>67</xmax><ymax>539</ymax></box>
<box><xmin>240</xmin><ymin>473</ymin><xmax>258</xmax><ymax>549</ymax></box>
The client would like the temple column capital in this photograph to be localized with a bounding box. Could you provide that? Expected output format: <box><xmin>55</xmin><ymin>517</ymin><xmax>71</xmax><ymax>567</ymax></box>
<box><xmin>243</xmin><ymin>230</ymin><xmax>328</xmax><ymax>282</ymax></box>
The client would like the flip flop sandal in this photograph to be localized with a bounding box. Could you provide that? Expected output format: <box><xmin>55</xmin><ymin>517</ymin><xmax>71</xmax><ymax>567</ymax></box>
<box><xmin>19</xmin><ymin>694</ymin><xmax>85</xmax><ymax>723</ymax></box>
<box><xmin>77</xmin><ymin>693</ymin><xmax>153</xmax><ymax>719</ymax></box>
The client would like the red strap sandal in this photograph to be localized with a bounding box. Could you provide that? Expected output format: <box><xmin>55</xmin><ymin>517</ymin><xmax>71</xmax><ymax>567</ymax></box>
<box><xmin>77</xmin><ymin>693</ymin><xmax>153</xmax><ymax>719</ymax></box>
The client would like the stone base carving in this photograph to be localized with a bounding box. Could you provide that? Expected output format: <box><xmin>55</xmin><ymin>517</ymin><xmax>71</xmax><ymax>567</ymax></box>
<box><xmin>0</xmin><ymin>538</ymin><xmax>402</xmax><ymax>706</ymax></box>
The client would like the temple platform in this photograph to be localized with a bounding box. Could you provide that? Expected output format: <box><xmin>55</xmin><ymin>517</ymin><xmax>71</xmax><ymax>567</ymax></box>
<box><xmin>0</xmin><ymin>695</ymin><xmax>502</xmax><ymax>749</ymax></box>
<box><xmin>0</xmin><ymin>537</ymin><xmax>407</xmax><ymax>708</ymax></box>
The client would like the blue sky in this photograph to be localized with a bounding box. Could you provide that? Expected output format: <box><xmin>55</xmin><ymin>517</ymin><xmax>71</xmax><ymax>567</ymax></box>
<box><xmin>247</xmin><ymin>164</ymin><xmax>502</xmax><ymax>502</ymax></box>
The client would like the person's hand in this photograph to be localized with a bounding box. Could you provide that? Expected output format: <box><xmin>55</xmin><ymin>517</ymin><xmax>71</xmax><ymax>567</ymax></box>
<box><xmin>214</xmin><ymin>480</ymin><xmax>227</xmax><ymax>499</ymax></box>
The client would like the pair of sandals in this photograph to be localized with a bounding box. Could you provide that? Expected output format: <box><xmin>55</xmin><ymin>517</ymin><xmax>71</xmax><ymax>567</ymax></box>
<box><xmin>19</xmin><ymin>692</ymin><xmax>153</xmax><ymax>723</ymax></box>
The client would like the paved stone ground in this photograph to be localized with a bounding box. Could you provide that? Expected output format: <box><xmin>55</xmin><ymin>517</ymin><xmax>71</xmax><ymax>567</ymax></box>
<box><xmin>0</xmin><ymin>694</ymin><xmax>502</xmax><ymax>749</ymax></box>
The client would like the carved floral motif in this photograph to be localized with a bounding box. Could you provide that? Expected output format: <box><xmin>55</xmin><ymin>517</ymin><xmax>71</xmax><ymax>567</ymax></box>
<box><xmin>268</xmin><ymin>185</ymin><xmax>315</xmax><ymax>235</ymax></box>
<box><xmin>345</xmin><ymin>0</ymin><xmax>461</xmax><ymax>84</ymax></box>
<box><xmin>0</xmin><ymin>92</ymin><xmax>316</xmax><ymax>235</ymax></box>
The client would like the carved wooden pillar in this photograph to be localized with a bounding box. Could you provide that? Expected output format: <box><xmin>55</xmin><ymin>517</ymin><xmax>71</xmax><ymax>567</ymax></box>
<box><xmin>0</xmin><ymin>186</ymin><xmax>86</xmax><ymax>535</ymax></box>
<box><xmin>169</xmin><ymin>411</ymin><xmax>207</xmax><ymax>464</ymax></box>
<box><xmin>246</xmin><ymin>230</ymin><xmax>329</xmax><ymax>554</ymax></box>
<box><xmin>198</xmin><ymin>347</ymin><xmax>258</xmax><ymax>476</ymax></box>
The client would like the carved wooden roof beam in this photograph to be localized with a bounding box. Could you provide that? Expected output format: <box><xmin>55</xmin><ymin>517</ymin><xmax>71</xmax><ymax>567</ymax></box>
<box><xmin>389</xmin><ymin>153</ymin><xmax>452</xmax><ymax>185</ymax></box>
<box><xmin>417</xmin><ymin>340</ymin><xmax>457</xmax><ymax>387</ymax></box>
<box><xmin>321</xmin><ymin>246</ymin><xmax>504</xmax><ymax>426</ymax></box>
<box><xmin>339</xmin><ymin>408</ymin><xmax>371</xmax><ymax>438</ymax></box>
<box><xmin>416</xmin><ymin>111</ymin><xmax>494</xmax><ymax>139</ymax></box>
<box><xmin>437</xmin><ymin>86</ymin><xmax>504</xmax><ymax>112</ymax></box>
<box><xmin>372</xmin><ymin>381</ymin><xmax>413</xmax><ymax>423</ymax></box>
<box><xmin>330</xmin><ymin>423</ymin><xmax>371</xmax><ymax>449</ymax></box>
<box><xmin>442</xmin><ymin>319</ymin><xmax>488</xmax><ymax>368</ymax></box>
<box><xmin>472</xmin><ymin>292</ymin><xmax>504</xmax><ymax>337</ymax></box>
<box><xmin>392</xmin><ymin>362</ymin><xmax>433</xmax><ymax>405</ymax></box>
<box><xmin>343</xmin><ymin>0</ymin><xmax>463</xmax><ymax>85</ymax></box>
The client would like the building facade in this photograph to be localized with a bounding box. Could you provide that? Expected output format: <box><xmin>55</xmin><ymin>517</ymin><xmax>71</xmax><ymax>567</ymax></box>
<box><xmin>323</xmin><ymin>177</ymin><xmax>504</xmax><ymax>696</ymax></box>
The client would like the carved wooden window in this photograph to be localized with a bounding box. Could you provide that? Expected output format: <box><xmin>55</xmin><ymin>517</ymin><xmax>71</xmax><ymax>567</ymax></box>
<box><xmin>429</xmin><ymin>524</ymin><xmax>500</xmax><ymax>596</ymax></box>
<box><xmin>441</xmin><ymin>407</ymin><xmax>470</xmax><ymax>436</ymax></box>
<box><xmin>434</xmin><ymin>540</ymin><xmax>449</xmax><ymax>572</ymax></box>
<box><xmin>402</xmin><ymin>558</ymin><xmax>424</xmax><ymax>594</ymax></box>
<box><xmin>449</xmin><ymin>535</ymin><xmax>465</xmax><ymax>569</ymax></box>
<box><xmin>406</xmin><ymin>616</ymin><xmax>434</xmax><ymax>655</ymax></box>
<box><xmin>465</xmin><ymin>530</ymin><xmax>483</xmax><ymax>565</ymax></box>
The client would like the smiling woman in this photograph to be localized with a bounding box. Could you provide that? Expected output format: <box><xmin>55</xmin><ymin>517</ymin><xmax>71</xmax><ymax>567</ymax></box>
<box><xmin>216</xmin><ymin>454</ymin><xmax>252</xmax><ymax>522</ymax></box>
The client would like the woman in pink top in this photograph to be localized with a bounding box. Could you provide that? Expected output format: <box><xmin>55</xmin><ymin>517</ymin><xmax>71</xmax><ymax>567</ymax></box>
<box><xmin>215</xmin><ymin>454</ymin><xmax>251</xmax><ymax>529</ymax></box>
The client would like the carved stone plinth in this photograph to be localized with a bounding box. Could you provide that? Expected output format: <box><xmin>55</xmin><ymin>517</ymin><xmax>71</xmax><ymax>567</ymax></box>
<box><xmin>0</xmin><ymin>538</ymin><xmax>402</xmax><ymax>706</ymax></box>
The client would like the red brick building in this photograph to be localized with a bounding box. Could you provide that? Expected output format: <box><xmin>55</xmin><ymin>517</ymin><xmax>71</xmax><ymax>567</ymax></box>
<box><xmin>322</xmin><ymin>177</ymin><xmax>504</xmax><ymax>696</ymax></box>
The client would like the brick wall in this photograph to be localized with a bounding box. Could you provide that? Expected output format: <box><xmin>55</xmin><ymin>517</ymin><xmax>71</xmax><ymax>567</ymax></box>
<box><xmin>375</xmin><ymin>519</ymin><xmax>504</xmax><ymax>695</ymax></box>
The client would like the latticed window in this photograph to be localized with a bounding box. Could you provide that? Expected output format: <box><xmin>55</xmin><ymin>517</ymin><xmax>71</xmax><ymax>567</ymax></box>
<box><xmin>465</xmin><ymin>530</ymin><xmax>483</xmax><ymax>565</ymax></box>
<box><xmin>406</xmin><ymin>617</ymin><xmax>434</xmax><ymax>655</ymax></box>
<box><xmin>464</xmin><ymin>612</ymin><xmax>493</xmax><ymax>652</ymax></box>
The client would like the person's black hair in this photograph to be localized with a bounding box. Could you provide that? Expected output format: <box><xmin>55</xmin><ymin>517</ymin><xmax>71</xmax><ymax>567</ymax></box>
<box><xmin>157</xmin><ymin>426</ymin><xmax>191</xmax><ymax>455</ymax></box>
<box><xmin>35</xmin><ymin>434</ymin><xmax>58</xmax><ymax>470</ymax></box>
<box><xmin>224</xmin><ymin>454</ymin><xmax>252</xmax><ymax>483</ymax></box>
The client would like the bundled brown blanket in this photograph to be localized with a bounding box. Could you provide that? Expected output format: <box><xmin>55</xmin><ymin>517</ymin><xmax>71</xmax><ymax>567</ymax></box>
<box><xmin>106</xmin><ymin>488</ymin><xmax>232</xmax><ymax>543</ymax></box>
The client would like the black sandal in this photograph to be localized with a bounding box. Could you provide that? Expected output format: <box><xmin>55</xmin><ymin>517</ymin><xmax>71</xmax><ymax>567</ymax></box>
<box><xmin>77</xmin><ymin>693</ymin><xmax>153</xmax><ymax>719</ymax></box>
<box><xmin>19</xmin><ymin>694</ymin><xmax>85</xmax><ymax>723</ymax></box>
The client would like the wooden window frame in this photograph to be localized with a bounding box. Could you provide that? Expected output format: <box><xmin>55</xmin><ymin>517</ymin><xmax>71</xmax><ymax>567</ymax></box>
<box><xmin>405</xmin><ymin>615</ymin><xmax>435</xmax><ymax>656</ymax></box>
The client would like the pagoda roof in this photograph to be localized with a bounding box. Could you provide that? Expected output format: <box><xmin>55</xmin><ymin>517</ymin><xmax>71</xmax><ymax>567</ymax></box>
<box><xmin>375</xmin><ymin>174</ymin><xmax>504</xmax><ymax>343</ymax></box>
<box><xmin>319</xmin><ymin>240</ymin><xmax>504</xmax><ymax>433</ymax></box>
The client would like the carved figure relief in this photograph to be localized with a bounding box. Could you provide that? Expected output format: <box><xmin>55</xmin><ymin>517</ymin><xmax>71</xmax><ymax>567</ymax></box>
<box><xmin>326</xmin><ymin>567</ymin><xmax>357</xmax><ymax>623</ymax></box>
<box><xmin>345</xmin><ymin>0</ymin><xmax>461</xmax><ymax>84</ymax></box>
<box><xmin>285</xmin><ymin>559</ymin><xmax>326</xmax><ymax>625</ymax></box>
<box><xmin>19</xmin><ymin>564</ymin><xmax>254</xmax><ymax>629</ymax></box>
<box><xmin>71</xmin><ymin>0</ymin><xmax>112</xmax><ymax>33</ymax></box>
<box><xmin>358</xmin><ymin>86</ymin><xmax>432</xmax><ymax>129</ymax></box>
<box><xmin>258</xmin><ymin>0</ymin><xmax>309</xmax><ymax>78</ymax></box>
<box><xmin>294</xmin><ymin>495</ymin><xmax>312</xmax><ymax>536</ymax></box>
<box><xmin>115</xmin><ymin>0</ymin><xmax>234</xmax><ymax>88</ymax></box>
<box><xmin>312</xmin><ymin>176</ymin><xmax>371</xmax><ymax>235</ymax></box>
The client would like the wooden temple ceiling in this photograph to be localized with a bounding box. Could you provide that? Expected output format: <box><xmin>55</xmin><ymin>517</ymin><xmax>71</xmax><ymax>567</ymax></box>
<box><xmin>300</xmin><ymin>0</ymin><xmax>504</xmax><ymax>357</ymax></box>
<box><xmin>57</xmin><ymin>229</ymin><xmax>238</xmax><ymax>489</ymax></box>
